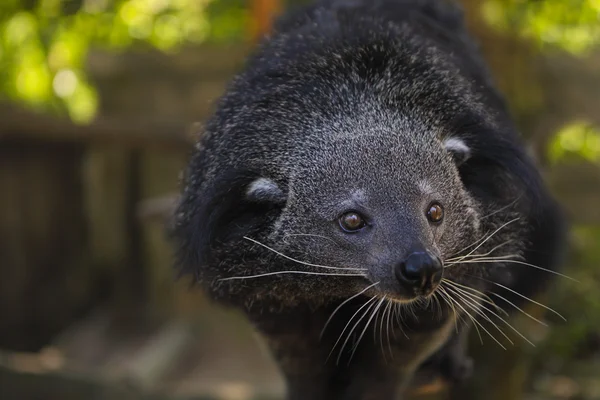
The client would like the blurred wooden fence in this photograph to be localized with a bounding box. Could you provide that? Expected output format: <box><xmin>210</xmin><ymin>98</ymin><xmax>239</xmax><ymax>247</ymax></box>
<box><xmin>0</xmin><ymin>46</ymin><xmax>236</xmax><ymax>351</ymax></box>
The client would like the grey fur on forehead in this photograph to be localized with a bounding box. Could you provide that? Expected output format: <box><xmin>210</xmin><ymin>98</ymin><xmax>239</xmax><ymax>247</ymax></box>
<box><xmin>290</xmin><ymin>116</ymin><xmax>457</xmax><ymax>182</ymax></box>
<box><xmin>296</xmin><ymin>136</ymin><xmax>453</xmax><ymax>185</ymax></box>
<box><xmin>192</xmin><ymin>1</ymin><xmax>501</xmax><ymax>180</ymax></box>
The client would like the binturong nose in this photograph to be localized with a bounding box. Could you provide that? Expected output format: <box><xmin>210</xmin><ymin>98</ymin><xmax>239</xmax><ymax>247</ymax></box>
<box><xmin>395</xmin><ymin>249</ymin><xmax>443</xmax><ymax>296</ymax></box>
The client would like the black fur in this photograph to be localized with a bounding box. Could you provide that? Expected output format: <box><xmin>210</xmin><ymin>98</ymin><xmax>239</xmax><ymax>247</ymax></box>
<box><xmin>173</xmin><ymin>0</ymin><xmax>567</xmax><ymax>398</ymax></box>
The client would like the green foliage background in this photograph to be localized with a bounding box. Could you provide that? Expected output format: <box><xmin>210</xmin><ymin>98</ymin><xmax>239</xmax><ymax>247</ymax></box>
<box><xmin>0</xmin><ymin>0</ymin><xmax>248</xmax><ymax>123</ymax></box>
<box><xmin>484</xmin><ymin>0</ymin><xmax>600</xmax><ymax>55</ymax></box>
<box><xmin>1</xmin><ymin>0</ymin><xmax>599</xmax><ymax>125</ymax></box>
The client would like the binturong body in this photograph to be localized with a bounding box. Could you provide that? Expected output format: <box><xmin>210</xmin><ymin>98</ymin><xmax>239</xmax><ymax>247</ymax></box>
<box><xmin>173</xmin><ymin>0</ymin><xmax>567</xmax><ymax>398</ymax></box>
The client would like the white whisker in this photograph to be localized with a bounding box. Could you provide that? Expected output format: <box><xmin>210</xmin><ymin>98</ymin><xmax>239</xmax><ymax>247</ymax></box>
<box><xmin>486</xmin><ymin>291</ymin><xmax>548</xmax><ymax>327</ymax></box>
<box><xmin>438</xmin><ymin>286</ymin><xmax>461</xmax><ymax>334</ymax></box>
<box><xmin>335</xmin><ymin>297</ymin><xmax>379</xmax><ymax>365</ymax></box>
<box><xmin>328</xmin><ymin>296</ymin><xmax>378</xmax><ymax>363</ymax></box>
<box><xmin>320</xmin><ymin>281</ymin><xmax>380</xmax><ymax>339</ymax></box>
<box><xmin>349</xmin><ymin>297</ymin><xmax>386</xmax><ymax>363</ymax></box>
<box><xmin>393</xmin><ymin>303</ymin><xmax>409</xmax><ymax>339</ymax></box>
<box><xmin>448</xmin><ymin>258</ymin><xmax>576</xmax><ymax>282</ymax></box>
<box><xmin>480</xmin><ymin>197</ymin><xmax>521</xmax><ymax>220</ymax></box>
<box><xmin>219</xmin><ymin>271</ymin><xmax>366</xmax><ymax>281</ymax></box>
<box><xmin>447</xmin><ymin>231</ymin><xmax>491</xmax><ymax>259</ymax></box>
<box><xmin>446</xmin><ymin>253</ymin><xmax>522</xmax><ymax>264</ymax></box>
<box><xmin>445</xmin><ymin>285</ymin><xmax>515</xmax><ymax>346</ymax></box>
<box><xmin>243</xmin><ymin>236</ymin><xmax>367</xmax><ymax>271</ymax></box>
<box><xmin>445</xmin><ymin>287</ymin><xmax>507</xmax><ymax>350</ymax></box>
<box><xmin>377</xmin><ymin>298</ymin><xmax>388</xmax><ymax>357</ymax></box>
<box><xmin>439</xmin><ymin>285</ymin><xmax>484</xmax><ymax>345</ymax></box>
<box><xmin>453</xmin><ymin>218</ymin><xmax>521</xmax><ymax>262</ymax></box>
<box><xmin>384</xmin><ymin>299</ymin><xmax>394</xmax><ymax>359</ymax></box>
<box><xmin>442</xmin><ymin>278</ymin><xmax>508</xmax><ymax>317</ymax></box>
<box><xmin>482</xmin><ymin>278</ymin><xmax>567</xmax><ymax>322</ymax></box>
<box><xmin>446</xmin><ymin>282</ymin><xmax>536</xmax><ymax>347</ymax></box>
<box><xmin>445</xmin><ymin>240</ymin><xmax>516</xmax><ymax>263</ymax></box>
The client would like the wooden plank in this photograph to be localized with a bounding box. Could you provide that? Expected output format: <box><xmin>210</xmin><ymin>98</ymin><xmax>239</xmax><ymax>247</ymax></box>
<box><xmin>137</xmin><ymin>150</ymin><xmax>188</xmax><ymax>312</ymax></box>
<box><xmin>138</xmin><ymin>194</ymin><xmax>179</xmax><ymax>224</ymax></box>
<box><xmin>82</xmin><ymin>146</ymin><xmax>150</xmax><ymax>314</ymax></box>
<box><xmin>0</xmin><ymin>103</ymin><xmax>194</xmax><ymax>151</ymax></box>
<box><xmin>0</xmin><ymin>140</ymin><xmax>98</xmax><ymax>351</ymax></box>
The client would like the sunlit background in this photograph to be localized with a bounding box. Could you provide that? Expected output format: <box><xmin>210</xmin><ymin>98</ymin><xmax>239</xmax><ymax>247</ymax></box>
<box><xmin>0</xmin><ymin>1</ymin><xmax>599</xmax><ymax>399</ymax></box>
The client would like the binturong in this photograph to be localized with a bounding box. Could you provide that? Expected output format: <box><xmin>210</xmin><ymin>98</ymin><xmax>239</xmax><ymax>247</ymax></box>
<box><xmin>173</xmin><ymin>0</ymin><xmax>568</xmax><ymax>398</ymax></box>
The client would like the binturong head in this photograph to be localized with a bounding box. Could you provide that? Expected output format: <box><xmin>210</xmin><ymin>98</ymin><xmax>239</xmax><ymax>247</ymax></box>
<box><xmin>173</xmin><ymin>98</ymin><xmax>501</xmax><ymax>309</ymax></box>
<box><xmin>258</xmin><ymin>118</ymin><xmax>482</xmax><ymax>305</ymax></box>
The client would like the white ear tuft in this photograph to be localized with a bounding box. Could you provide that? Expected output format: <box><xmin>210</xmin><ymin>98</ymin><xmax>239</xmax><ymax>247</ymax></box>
<box><xmin>246</xmin><ymin>178</ymin><xmax>286</xmax><ymax>204</ymax></box>
<box><xmin>443</xmin><ymin>137</ymin><xmax>471</xmax><ymax>166</ymax></box>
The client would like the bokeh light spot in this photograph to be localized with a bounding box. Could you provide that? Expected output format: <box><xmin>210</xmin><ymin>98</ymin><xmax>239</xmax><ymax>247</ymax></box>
<box><xmin>53</xmin><ymin>69</ymin><xmax>78</xmax><ymax>98</ymax></box>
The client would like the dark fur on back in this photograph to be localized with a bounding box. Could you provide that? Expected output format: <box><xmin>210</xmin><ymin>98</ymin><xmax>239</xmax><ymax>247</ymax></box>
<box><xmin>173</xmin><ymin>0</ymin><xmax>567</xmax><ymax>397</ymax></box>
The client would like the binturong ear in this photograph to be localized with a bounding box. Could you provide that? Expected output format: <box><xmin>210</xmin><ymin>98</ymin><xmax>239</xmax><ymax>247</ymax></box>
<box><xmin>443</xmin><ymin>137</ymin><xmax>471</xmax><ymax>166</ymax></box>
<box><xmin>245</xmin><ymin>177</ymin><xmax>287</xmax><ymax>204</ymax></box>
<box><xmin>172</xmin><ymin>170</ymin><xmax>287</xmax><ymax>279</ymax></box>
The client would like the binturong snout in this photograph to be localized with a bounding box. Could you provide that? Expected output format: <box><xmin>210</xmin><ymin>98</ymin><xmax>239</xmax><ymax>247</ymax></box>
<box><xmin>395</xmin><ymin>249</ymin><xmax>443</xmax><ymax>296</ymax></box>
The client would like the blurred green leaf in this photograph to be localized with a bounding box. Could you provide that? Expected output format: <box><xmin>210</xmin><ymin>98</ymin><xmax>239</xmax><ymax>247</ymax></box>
<box><xmin>0</xmin><ymin>0</ymin><xmax>249</xmax><ymax>123</ymax></box>
<box><xmin>549</xmin><ymin>122</ymin><xmax>600</xmax><ymax>164</ymax></box>
<box><xmin>483</xmin><ymin>0</ymin><xmax>600</xmax><ymax>54</ymax></box>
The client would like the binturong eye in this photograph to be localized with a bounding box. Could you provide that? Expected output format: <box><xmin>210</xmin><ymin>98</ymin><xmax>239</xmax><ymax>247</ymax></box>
<box><xmin>339</xmin><ymin>211</ymin><xmax>367</xmax><ymax>232</ymax></box>
<box><xmin>427</xmin><ymin>203</ymin><xmax>444</xmax><ymax>223</ymax></box>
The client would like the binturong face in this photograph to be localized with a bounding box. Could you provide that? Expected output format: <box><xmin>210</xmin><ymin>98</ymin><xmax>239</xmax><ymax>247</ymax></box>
<box><xmin>244</xmin><ymin>123</ymin><xmax>483</xmax><ymax>305</ymax></box>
